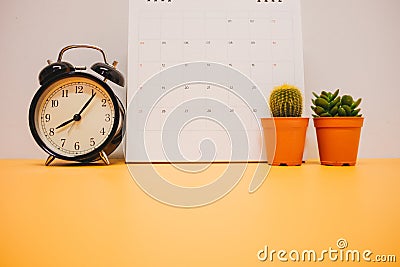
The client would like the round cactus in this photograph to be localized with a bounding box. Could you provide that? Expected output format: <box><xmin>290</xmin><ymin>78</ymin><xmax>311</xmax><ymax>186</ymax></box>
<box><xmin>269</xmin><ymin>84</ymin><xmax>303</xmax><ymax>117</ymax></box>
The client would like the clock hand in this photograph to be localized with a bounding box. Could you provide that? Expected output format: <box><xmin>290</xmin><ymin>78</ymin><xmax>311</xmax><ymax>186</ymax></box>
<box><xmin>55</xmin><ymin>92</ymin><xmax>97</xmax><ymax>130</ymax></box>
<box><xmin>55</xmin><ymin>117</ymin><xmax>75</xmax><ymax>129</ymax></box>
<box><xmin>78</xmin><ymin>92</ymin><xmax>96</xmax><ymax>116</ymax></box>
<box><xmin>55</xmin><ymin>114</ymin><xmax>82</xmax><ymax>129</ymax></box>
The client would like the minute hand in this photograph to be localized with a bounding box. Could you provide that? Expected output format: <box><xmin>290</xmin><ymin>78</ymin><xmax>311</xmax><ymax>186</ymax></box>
<box><xmin>78</xmin><ymin>92</ymin><xmax>97</xmax><ymax>115</ymax></box>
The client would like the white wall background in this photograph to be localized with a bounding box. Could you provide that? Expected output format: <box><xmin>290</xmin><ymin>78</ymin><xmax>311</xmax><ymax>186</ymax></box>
<box><xmin>0</xmin><ymin>0</ymin><xmax>399</xmax><ymax>159</ymax></box>
<box><xmin>0</xmin><ymin>0</ymin><xmax>129</xmax><ymax>159</ymax></box>
<box><xmin>301</xmin><ymin>0</ymin><xmax>400</xmax><ymax>158</ymax></box>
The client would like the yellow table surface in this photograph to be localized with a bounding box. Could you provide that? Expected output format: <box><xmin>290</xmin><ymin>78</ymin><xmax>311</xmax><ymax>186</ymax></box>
<box><xmin>0</xmin><ymin>159</ymin><xmax>399</xmax><ymax>267</ymax></box>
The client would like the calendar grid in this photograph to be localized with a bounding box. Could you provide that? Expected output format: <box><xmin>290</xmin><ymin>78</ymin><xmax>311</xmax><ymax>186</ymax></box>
<box><xmin>127</xmin><ymin>0</ymin><xmax>304</xmax><ymax>162</ymax></box>
<box><xmin>136</xmin><ymin>12</ymin><xmax>298</xmax><ymax>91</ymax></box>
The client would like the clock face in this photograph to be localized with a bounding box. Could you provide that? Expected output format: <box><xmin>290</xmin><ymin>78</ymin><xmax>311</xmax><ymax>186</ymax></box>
<box><xmin>30</xmin><ymin>74</ymin><xmax>119</xmax><ymax>160</ymax></box>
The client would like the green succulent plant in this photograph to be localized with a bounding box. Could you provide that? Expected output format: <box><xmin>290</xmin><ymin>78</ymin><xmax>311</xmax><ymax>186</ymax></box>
<box><xmin>311</xmin><ymin>89</ymin><xmax>362</xmax><ymax>117</ymax></box>
<box><xmin>269</xmin><ymin>84</ymin><xmax>303</xmax><ymax>117</ymax></box>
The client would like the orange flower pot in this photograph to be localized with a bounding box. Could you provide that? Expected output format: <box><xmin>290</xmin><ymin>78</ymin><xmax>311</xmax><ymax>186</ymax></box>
<box><xmin>261</xmin><ymin>118</ymin><xmax>309</xmax><ymax>166</ymax></box>
<box><xmin>313</xmin><ymin>117</ymin><xmax>364</xmax><ymax>166</ymax></box>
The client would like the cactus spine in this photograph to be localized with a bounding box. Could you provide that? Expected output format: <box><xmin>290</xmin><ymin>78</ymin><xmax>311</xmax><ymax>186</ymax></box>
<box><xmin>269</xmin><ymin>84</ymin><xmax>303</xmax><ymax>117</ymax></box>
<box><xmin>311</xmin><ymin>89</ymin><xmax>362</xmax><ymax>117</ymax></box>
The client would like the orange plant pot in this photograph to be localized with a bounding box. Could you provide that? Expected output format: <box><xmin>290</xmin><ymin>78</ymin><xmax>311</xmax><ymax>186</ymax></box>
<box><xmin>313</xmin><ymin>117</ymin><xmax>364</xmax><ymax>166</ymax></box>
<box><xmin>261</xmin><ymin>118</ymin><xmax>309</xmax><ymax>166</ymax></box>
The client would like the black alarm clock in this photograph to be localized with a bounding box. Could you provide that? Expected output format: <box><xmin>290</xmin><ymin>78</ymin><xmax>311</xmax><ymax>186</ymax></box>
<box><xmin>29</xmin><ymin>45</ymin><xmax>125</xmax><ymax>166</ymax></box>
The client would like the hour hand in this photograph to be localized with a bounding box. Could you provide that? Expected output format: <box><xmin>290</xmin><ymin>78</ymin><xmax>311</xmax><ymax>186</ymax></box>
<box><xmin>55</xmin><ymin>117</ymin><xmax>74</xmax><ymax>129</ymax></box>
<box><xmin>55</xmin><ymin>93</ymin><xmax>95</xmax><ymax>130</ymax></box>
<box><xmin>56</xmin><ymin>114</ymin><xmax>82</xmax><ymax>129</ymax></box>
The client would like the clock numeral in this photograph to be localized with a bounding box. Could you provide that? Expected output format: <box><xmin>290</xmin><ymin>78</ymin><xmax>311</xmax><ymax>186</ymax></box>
<box><xmin>100</xmin><ymin>127</ymin><xmax>106</xmax><ymax>135</ymax></box>
<box><xmin>105</xmin><ymin>114</ymin><xmax>111</xmax><ymax>122</ymax></box>
<box><xmin>101</xmin><ymin>99</ymin><xmax>107</xmax><ymax>107</ymax></box>
<box><xmin>51</xmin><ymin>100</ymin><xmax>59</xmax><ymax>107</ymax></box>
<box><xmin>74</xmin><ymin>142</ymin><xmax>80</xmax><ymax>150</ymax></box>
<box><xmin>62</xmin><ymin>89</ymin><xmax>69</xmax><ymax>98</ymax></box>
<box><xmin>45</xmin><ymin>114</ymin><xmax>51</xmax><ymax>122</ymax></box>
<box><xmin>61</xmin><ymin>138</ymin><xmax>66</xmax><ymax>147</ymax></box>
<box><xmin>49</xmin><ymin>128</ymin><xmax>55</xmax><ymax>136</ymax></box>
<box><xmin>90</xmin><ymin>137</ymin><xmax>95</xmax><ymax>147</ymax></box>
<box><xmin>75</xmin><ymin>85</ymin><xmax>84</xmax><ymax>94</ymax></box>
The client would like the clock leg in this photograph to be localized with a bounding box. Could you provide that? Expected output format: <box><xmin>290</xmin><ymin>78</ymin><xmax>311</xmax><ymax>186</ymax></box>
<box><xmin>99</xmin><ymin>150</ymin><xmax>110</xmax><ymax>165</ymax></box>
<box><xmin>45</xmin><ymin>155</ymin><xmax>55</xmax><ymax>166</ymax></box>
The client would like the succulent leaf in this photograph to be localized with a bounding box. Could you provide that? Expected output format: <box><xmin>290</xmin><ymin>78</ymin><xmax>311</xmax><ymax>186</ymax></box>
<box><xmin>329</xmin><ymin>96</ymin><xmax>341</xmax><ymax>109</ymax></box>
<box><xmin>342</xmin><ymin>105</ymin><xmax>352</xmax><ymax>116</ymax></box>
<box><xmin>315</xmin><ymin>98</ymin><xmax>329</xmax><ymax>110</ymax></box>
<box><xmin>331</xmin><ymin>89</ymin><xmax>339</xmax><ymax>101</ymax></box>
<box><xmin>351</xmin><ymin>108</ymin><xmax>360</xmax><ymax>116</ymax></box>
<box><xmin>338</xmin><ymin>107</ymin><xmax>347</xmax><ymax>116</ymax></box>
<box><xmin>314</xmin><ymin>106</ymin><xmax>325</xmax><ymax>115</ymax></box>
<box><xmin>320</xmin><ymin>94</ymin><xmax>330</xmax><ymax>101</ymax></box>
<box><xmin>330</xmin><ymin>106</ymin><xmax>338</xmax><ymax>116</ymax></box>
<box><xmin>351</xmin><ymin>98</ymin><xmax>362</xmax><ymax>109</ymax></box>
<box><xmin>341</xmin><ymin>95</ymin><xmax>353</xmax><ymax>106</ymax></box>
<box><xmin>311</xmin><ymin>89</ymin><xmax>362</xmax><ymax>118</ymax></box>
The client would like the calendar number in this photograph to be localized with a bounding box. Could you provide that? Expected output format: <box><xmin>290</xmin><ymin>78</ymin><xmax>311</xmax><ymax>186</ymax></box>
<box><xmin>257</xmin><ymin>0</ymin><xmax>282</xmax><ymax>2</ymax></box>
<box><xmin>147</xmin><ymin>0</ymin><xmax>172</xmax><ymax>2</ymax></box>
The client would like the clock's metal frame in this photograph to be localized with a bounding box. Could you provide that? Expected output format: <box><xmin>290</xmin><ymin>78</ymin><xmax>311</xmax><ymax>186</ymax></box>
<box><xmin>29</xmin><ymin>72</ymin><xmax>124</xmax><ymax>166</ymax></box>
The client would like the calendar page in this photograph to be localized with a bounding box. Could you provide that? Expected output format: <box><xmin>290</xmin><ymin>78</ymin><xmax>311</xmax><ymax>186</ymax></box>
<box><xmin>126</xmin><ymin>0</ymin><xmax>304</xmax><ymax>163</ymax></box>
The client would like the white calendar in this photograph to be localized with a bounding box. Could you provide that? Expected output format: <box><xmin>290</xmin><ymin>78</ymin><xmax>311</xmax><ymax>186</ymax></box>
<box><xmin>126</xmin><ymin>0</ymin><xmax>304</xmax><ymax>163</ymax></box>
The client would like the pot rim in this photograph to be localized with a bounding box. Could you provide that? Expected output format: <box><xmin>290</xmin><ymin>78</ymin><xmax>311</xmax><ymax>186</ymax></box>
<box><xmin>261</xmin><ymin>117</ymin><xmax>310</xmax><ymax>121</ymax></box>
<box><xmin>261</xmin><ymin>117</ymin><xmax>309</xmax><ymax>129</ymax></box>
<box><xmin>313</xmin><ymin>117</ymin><xmax>364</xmax><ymax>128</ymax></box>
